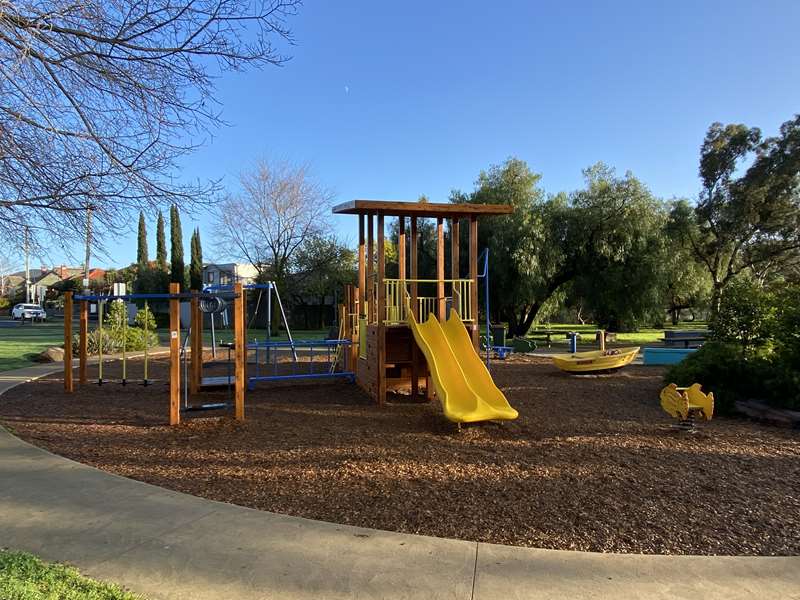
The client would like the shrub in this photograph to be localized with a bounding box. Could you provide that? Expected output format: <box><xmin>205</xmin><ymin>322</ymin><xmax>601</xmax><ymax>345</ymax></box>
<box><xmin>664</xmin><ymin>342</ymin><xmax>770</xmax><ymax>414</ymax></box>
<box><xmin>133</xmin><ymin>304</ymin><xmax>157</xmax><ymax>331</ymax></box>
<box><xmin>72</xmin><ymin>300</ymin><xmax>159</xmax><ymax>355</ymax></box>
<box><xmin>709</xmin><ymin>278</ymin><xmax>774</xmax><ymax>358</ymax></box>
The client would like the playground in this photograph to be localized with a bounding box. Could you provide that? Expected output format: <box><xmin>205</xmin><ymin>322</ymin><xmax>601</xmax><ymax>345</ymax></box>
<box><xmin>1</xmin><ymin>353</ymin><xmax>798</xmax><ymax>556</ymax></box>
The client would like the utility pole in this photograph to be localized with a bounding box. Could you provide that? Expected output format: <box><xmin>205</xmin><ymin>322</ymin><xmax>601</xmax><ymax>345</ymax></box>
<box><xmin>24</xmin><ymin>226</ymin><xmax>30</xmax><ymax>303</ymax></box>
<box><xmin>83</xmin><ymin>205</ymin><xmax>92</xmax><ymax>293</ymax></box>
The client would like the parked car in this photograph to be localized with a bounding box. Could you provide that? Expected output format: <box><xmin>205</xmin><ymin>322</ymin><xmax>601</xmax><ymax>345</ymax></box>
<box><xmin>11</xmin><ymin>303</ymin><xmax>47</xmax><ymax>321</ymax></box>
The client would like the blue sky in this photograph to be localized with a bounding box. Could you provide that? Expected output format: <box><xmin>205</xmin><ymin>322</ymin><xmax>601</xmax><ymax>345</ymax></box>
<box><xmin>49</xmin><ymin>0</ymin><xmax>800</xmax><ymax>268</ymax></box>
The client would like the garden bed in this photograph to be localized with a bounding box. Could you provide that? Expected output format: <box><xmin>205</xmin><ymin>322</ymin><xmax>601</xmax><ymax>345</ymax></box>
<box><xmin>1</xmin><ymin>355</ymin><xmax>798</xmax><ymax>555</ymax></box>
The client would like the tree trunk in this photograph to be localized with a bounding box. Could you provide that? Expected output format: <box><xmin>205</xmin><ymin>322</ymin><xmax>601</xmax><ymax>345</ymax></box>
<box><xmin>671</xmin><ymin>308</ymin><xmax>680</xmax><ymax>326</ymax></box>
<box><xmin>710</xmin><ymin>282</ymin><xmax>724</xmax><ymax>317</ymax></box>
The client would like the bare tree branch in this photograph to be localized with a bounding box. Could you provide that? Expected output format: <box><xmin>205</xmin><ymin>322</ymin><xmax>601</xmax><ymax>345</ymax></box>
<box><xmin>0</xmin><ymin>0</ymin><xmax>300</xmax><ymax>254</ymax></box>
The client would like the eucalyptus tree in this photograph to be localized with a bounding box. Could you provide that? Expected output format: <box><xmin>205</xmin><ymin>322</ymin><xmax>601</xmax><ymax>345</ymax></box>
<box><xmin>673</xmin><ymin>116</ymin><xmax>800</xmax><ymax>313</ymax></box>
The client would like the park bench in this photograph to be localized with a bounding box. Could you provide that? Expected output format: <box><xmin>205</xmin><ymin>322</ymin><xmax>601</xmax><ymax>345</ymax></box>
<box><xmin>663</xmin><ymin>330</ymin><xmax>706</xmax><ymax>349</ymax></box>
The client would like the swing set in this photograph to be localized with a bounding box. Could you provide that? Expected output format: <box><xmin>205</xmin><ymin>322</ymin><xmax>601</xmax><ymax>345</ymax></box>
<box><xmin>62</xmin><ymin>281</ymin><xmax>356</xmax><ymax>426</ymax></box>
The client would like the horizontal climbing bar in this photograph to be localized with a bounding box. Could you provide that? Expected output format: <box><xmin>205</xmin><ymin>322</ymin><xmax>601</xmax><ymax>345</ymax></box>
<box><xmin>248</xmin><ymin>372</ymin><xmax>355</xmax><ymax>383</ymax></box>
<box><xmin>247</xmin><ymin>339</ymin><xmax>353</xmax><ymax>349</ymax></box>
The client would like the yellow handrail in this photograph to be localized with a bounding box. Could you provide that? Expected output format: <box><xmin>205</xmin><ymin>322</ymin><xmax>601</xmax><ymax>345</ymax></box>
<box><xmin>380</xmin><ymin>278</ymin><xmax>473</xmax><ymax>325</ymax></box>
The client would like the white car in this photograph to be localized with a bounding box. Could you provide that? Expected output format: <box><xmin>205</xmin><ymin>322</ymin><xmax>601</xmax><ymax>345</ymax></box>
<box><xmin>11</xmin><ymin>303</ymin><xmax>47</xmax><ymax>321</ymax></box>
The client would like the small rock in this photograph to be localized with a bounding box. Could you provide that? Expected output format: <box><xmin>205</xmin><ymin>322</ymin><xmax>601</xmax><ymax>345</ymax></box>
<box><xmin>35</xmin><ymin>346</ymin><xmax>65</xmax><ymax>363</ymax></box>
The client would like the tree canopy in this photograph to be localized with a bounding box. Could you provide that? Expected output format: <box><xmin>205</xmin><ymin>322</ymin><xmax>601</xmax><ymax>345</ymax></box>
<box><xmin>673</xmin><ymin>116</ymin><xmax>800</xmax><ymax>312</ymax></box>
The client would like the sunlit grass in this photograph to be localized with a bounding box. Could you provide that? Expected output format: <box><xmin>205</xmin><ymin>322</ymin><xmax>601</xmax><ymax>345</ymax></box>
<box><xmin>0</xmin><ymin>549</ymin><xmax>144</xmax><ymax>600</ymax></box>
<box><xmin>0</xmin><ymin>319</ymin><xmax>67</xmax><ymax>372</ymax></box>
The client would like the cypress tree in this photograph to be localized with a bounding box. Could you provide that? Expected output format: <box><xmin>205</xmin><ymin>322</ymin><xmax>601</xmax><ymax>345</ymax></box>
<box><xmin>190</xmin><ymin>228</ymin><xmax>204</xmax><ymax>290</ymax></box>
<box><xmin>156</xmin><ymin>211</ymin><xmax>168</xmax><ymax>272</ymax></box>
<box><xmin>136</xmin><ymin>212</ymin><xmax>149</xmax><ymax>267</ymax></box>
<box><xmin>169</xmin><ymin>204</ymin><xmax>185</xmax><ymax>286</ymax></box>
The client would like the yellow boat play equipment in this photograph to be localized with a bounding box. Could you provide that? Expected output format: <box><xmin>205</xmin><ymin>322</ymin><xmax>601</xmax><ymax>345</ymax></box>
<box><xmin>660</xmin><ymin>383</ymin><xmax>714</xmax><ymax>430</ymax></box>
<box><xmin>407</xmin><ymin>308</ymin><xmax>518</xmax><ymax>424</ymax></box>
<box><xmin>551</xmin><ymin>346</ymin><xmax>640</xmax><ymax>374</ymax></box>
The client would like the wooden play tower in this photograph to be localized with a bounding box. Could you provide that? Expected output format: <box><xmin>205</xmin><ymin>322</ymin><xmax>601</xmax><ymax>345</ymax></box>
<box><xmin>333</xmin><ymin>200</ymin><xmax>512</xmax><ymax>404</ymax></box>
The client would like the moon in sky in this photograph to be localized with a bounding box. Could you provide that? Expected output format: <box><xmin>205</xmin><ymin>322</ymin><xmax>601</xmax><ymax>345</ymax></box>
<box><xmin>344</xmin><ymin>85</ymin><xmax>350</xmax><ymax>94</ymax></box>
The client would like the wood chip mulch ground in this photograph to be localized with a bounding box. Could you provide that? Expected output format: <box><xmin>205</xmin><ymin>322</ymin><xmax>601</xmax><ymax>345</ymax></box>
<box><xmin>1</xmin><ymin>355</ymin><xmax>799</xmax><ymax>556</ymax></box>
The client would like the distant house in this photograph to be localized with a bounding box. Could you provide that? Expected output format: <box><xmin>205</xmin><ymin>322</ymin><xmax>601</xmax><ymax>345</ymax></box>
<box><xmin>202</xmin><ymin>263</ymin><xmax>258</xmax><ymax>288</ymax></box>
<box><xmin>2</xmin><ymin>265</ymin><xmax>107</xmax><ymax>303</ymax></box>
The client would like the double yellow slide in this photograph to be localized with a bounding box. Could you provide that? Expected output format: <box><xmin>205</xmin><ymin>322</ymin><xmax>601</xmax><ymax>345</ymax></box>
<box><xmin>408</xmin><ymin>309</ymin><xmax>518</xmax><ymax>423</ymax></box>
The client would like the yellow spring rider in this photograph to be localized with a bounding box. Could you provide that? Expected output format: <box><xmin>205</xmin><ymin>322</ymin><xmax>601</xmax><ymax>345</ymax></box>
<box><xmin>660</xmin><ymin>383</ymin><xmax>714</xmax><ymax>430</ymax></box>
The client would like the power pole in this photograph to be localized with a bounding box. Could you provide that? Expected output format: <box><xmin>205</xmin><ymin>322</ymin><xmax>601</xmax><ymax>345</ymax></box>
<box><xmin>24</xmin><ymin>226</ymin><xmax>30</xmax><ymax>303</ymax></box>
<box><xmin>83</xmin><ymin>205</ymin><xmax>92</xmax><ymax>293</ymax></box>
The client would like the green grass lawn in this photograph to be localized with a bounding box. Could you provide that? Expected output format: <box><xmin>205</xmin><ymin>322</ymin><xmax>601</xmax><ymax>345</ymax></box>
<box><xmin>0</xmin><ymin>550</ymin><xmax>143</xmax><ymax>600</ymax></box>
<box><xmin>0</xmin><ymin>315</ymin><xmax>330</xmax><ymax>373</ymax></box>
<box><xmin>0</xmin><ymin>318</ymin><xmax>69</xmax><ymax>372</ymax></box>
<box><xmin>521</xmin><ymin>321</ymin><xmax>707</xmax><ymax>349</ymax></box>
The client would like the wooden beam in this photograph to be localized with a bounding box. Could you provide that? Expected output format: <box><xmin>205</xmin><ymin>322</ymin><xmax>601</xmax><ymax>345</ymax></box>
<box><xmin>377</xmin><ymin>214</ymin><xmax>386</xmax><ymax>405</ymax></box>
<box><xmin>398</xmin><ymin>217</ymin><xmax>406</xmax><ymax>280</ymax></box>
<box><xmin>234</xmin><ymin>282</ymin><xmax>246</xmax><ymax>421</ymax></box>
<box><xmin>332</xmin><ymin>199</ymin><xmax>514</xmax><ymax>217</ymax></box>
<box><xmin>367</xmin><ymin>213</ymin><xmax>374</xmax><ymax>322</ymax></box>
<box><xmin>410</xmin><ymin>216</ymin><xmax>419</xmax><ymax>399</ymax></box>
<box><xmin>358</xmin><ymin>214</ymin><xmax>366</xmax><ymax>318</ymax></box>
<box><xmin>469</xmin><ymin>215</ymin><xmax>479</xmax><ymax>350</ymax></box>
<box><xmin>79</xmin><ymin>300</ymin><xmax>88</xmax><ymax>385</ymax></box>
<box><xmin>64</xmin><ymin>291</ymin><xmax>73</xmax><ymax>393</ymax></box>
<box><xmin>437</xmin><ymin>217</ymin><xmax>445</xmax><ymax>321</ymax></box>
<box><xmin>169</xmin><ymin>282</ymin><xmax>181</xmax><ymax>426</ymax></box>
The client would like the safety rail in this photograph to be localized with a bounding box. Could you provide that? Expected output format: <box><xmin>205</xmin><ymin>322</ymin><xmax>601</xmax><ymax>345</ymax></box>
<box><xmin>382</xmin><ymin>278</ymin><xmax>473</xmax><ymax>325</ymax></box>
<box><xmin>247</xmin><ymin>338</ymin><xmax>355</xmax><ymax>386</ymax></box>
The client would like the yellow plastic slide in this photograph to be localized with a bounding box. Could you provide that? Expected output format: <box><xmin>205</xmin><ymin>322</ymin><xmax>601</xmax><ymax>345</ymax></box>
<box><xmin>407</xmin><ymin>309</ymin><xmax>518</xmax><ymax>423</ymax></box>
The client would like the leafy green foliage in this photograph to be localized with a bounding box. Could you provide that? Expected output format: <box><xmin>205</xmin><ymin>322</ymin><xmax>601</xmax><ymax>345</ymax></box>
<box><xmin>133</xmin><ymin>303</ymin><xmax>157</xmax><ymax>331</ymax></box>
<box><xmin>452</xmin><ymin>158</ymin><xmax>558</xmax><ymax>336</ymax></box>
<box><xmin>169</xmin><ymin>204</ymin><xmax>184</xmax><ymax>286</ymax></box>
<box><xmin>663</xmin><ymin>200</ymin><xmax>713</xmax><ymax>323</ymax></box>
<box><xmin>290</xmin><ymin>235</ymin><xmax>356</xmax><ymax>302</ymax></box>
<box><xmin>708</xmin><ymin>277</ymin><xmax>775</xmax><ymax>357</ymax></box>
<box><xmin>569</xmin><ymin>165</ymin><xmax>669</xmax><ymax>331</ymax></box>
<box><xmin>136</xmin><ymin>212</ymin><xmax>148</xmax><ymax>267</ymax></box>
<box><xmin>155</xmin><ymin>211</ymin><xmax>168</xmax><ymax>272</ymax></box>
<box><xmin>669</xmin><ymin>284</ymin><xmax>800</xmax><ymax>411</ymax></box>
<box><xmin>74</xmin><ymin>301</ymin><xmax>158</xmax><ymax>354</ymax></box>
<box><xmin>664</xmin><ymin>342</ymin><xmax>768</xmax><ymax>414</ymax></box>
<box><xmin>189</xmin><ymin>228</ymin><xmax>203</xmax><ymax>290</ymax></box>
<box><xmin>677</xmin><ymin>115</ymin><xmax>800</xmax><ymax>313</ymax></box>
<box><xmin>0</xmin><ymin>549</ymin><xmax>144</xmax><ymax>599</ymax></box>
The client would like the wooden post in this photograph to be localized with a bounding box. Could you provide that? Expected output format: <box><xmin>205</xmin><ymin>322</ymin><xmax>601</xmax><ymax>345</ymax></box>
<box><xmin>451</xmin><ymin>219</ymin><xmax>460</xmax><ymax>279</ymax></box>
<box><xmin>469</xmin><ymin>215</ymin><xmax>479</xmax><ymax>350</ymax></box>
<box><xmin>79</xmin><ymin>299</ymin><xmax>88</xmax><ymax>385</ymax></box>
<box><xmin>410</xmin><ymin>217</ymin><xmax>419</xmax><ymax>399</ymax></box>
<box><xmin>398</xmin><ymin>217</ymin><xmax>406</xmax><ymax>281</ymax></box>
<box><xmin>64</xmin><ymin>291</ymin><xmax>73</xmax><ymax>392</ymax></box>
<box><xmin>169</xmin><ymin>282</ymin><xmax>181</xmax><ymax>426</ymax></box>
<box><xmin>234</xmin><ymin>283</ymin><xmax>246</xmax><ymax>421</ymax></box>
<box><xmin>451</xmin><ymin>218</ymin><xmax>460</xmax><ymax>317</ymax></box>
<box><xmin>377</xmin><ymin>214</ymin><xmax>386</xmax><ymax>405</ymax></box>
<box><xmin>367</xmin><ymin>213</ymin><xmax>374</xmax><ymax>323</ymax></box>
<box><xmin>190</xmin><ymin>291</ymin><xmax>199</xmax><ymax>395</ymax></box>
<box><xmin>358</xmin><ymin>214</ymin><xmax>366</xmax><ymax>318</ymax></box>
<box><xmin>437</xmin><ymin>217</ymin><xmax>445</xmax><ymax>321</ymax></box>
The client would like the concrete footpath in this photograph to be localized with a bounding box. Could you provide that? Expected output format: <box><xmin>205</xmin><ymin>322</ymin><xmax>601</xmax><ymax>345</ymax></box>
<box><xmin>1</xmin><ymin>365</ymin><xmax>798</xmax><ymax>600</ymax></box>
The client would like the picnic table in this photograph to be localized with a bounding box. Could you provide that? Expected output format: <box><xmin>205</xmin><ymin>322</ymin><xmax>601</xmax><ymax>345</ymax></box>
<box><xmin>663</xmin><ymin>330</ymin><xmax>707</xmax><ymax>349</ymax></box>
<box><xmin>527</xmin><ymin>330</ymin><xmax>563</xmax><ymax>349</ymax></box>
<box><xmin>662</xmin><ymin>336</ymin><xmax>706</xmax><ymax>349</ymax></box>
